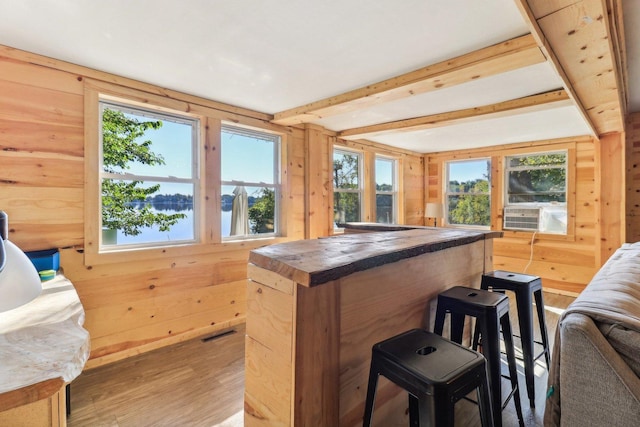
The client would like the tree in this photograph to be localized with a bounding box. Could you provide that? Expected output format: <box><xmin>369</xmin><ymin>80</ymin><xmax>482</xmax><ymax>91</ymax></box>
<box><xmin>449</xmin><ymin>179</ymin><xmax>491</xmax><ymax>226</ymax></box>
<box><xmin>333</xmin><ymin>153</ymin><xmax>360</xmax><ymax>222</ymax></box>
<box><xmin>248</xmin><ymin>188</ymin><xmax>275</xmax><ymax>233</ymax></box>
<box><xmin>507</xmin><ymin>153</ymin><xmax>566</xmax><ymax>203</ymax></box>
<box><xmin>102</xmin><ymin>108</ymin><xmax>185</xmax><ymax>236</ymax></box>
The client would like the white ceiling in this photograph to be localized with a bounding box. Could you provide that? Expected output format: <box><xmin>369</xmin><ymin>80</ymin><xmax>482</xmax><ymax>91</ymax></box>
<box><xmin>0</xmin><ymin>0</ymin><xmax>633</xmax><ymax>153</ymax></box>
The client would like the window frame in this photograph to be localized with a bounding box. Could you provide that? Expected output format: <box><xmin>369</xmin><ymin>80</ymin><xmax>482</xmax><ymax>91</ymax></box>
<box><xmin>498</xmin><ymin>144</ymin><xmax>576</xmax><ymax>240</ymax></box>
<box><xmin>98</xmin><ymin>99</ymin><xmax>201</xmax><ymax>250</ymax></box>
<box><xmin>444</xmin><ymin>158</ymin><xmax>492</xmax><ymax>229</ymax></box>
<box><xmin>84</xmin><ymin>80</ymin><xmax>290</xmax><ymax>266</ymax></box>
<box><xmin>220</xmin><ymin>123</ymin><xmax>281</xmax><ymax>241</ymax></box>
<box><xmin>503</xmin><ymin>149</ymin><xmax>569</xmax><ymax>235</ymax></box>
<box><xmin>332</xmin><ymin>147</ymin><xmax>364</xmax><ymax>226</ymax></box>
<box><xmin>374</xmin><ymin>155</ymin><xmax>398</xmax><ymax>224</ymax></box>
<box><xmin>504</xmin><ymin>150</ymin><xmax>568</xmax><ymax>206</ymax></box>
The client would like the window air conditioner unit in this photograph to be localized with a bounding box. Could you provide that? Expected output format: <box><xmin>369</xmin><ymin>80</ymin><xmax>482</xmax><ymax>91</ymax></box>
<box><xmin>503</xmin><ymin>207</ymin><xmax>540</xmax><ymax>231</ymax></box>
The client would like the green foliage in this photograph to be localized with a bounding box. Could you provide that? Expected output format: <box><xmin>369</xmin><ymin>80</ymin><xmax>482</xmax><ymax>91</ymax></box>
<box><xmin>334</xmin><ymin>192</ymin><xmax>360</xmax><ymax>223</ymax></box>
<box><xmin>507</xmin><ymin>153</ymin><xmax>566</xmax><ymax>203</ymax></box>
<box><xmin>333</xmin><ymin>152</ymin><xmax>360</xmax><ymax>222</ymax></box>
<box><xmin>101</xmin><ymin>108</ymin><xmax>185</xmax><ymax>236</ymax></box>
<box><xmin>448</xmin><ymin>179</ymin><xmax>491</xmax><ymax>226</ymax></box>
<box><xmin>248</xmin><ymin>188</ymin><xmax>275</xmax><ymax>234</ymax></box>
<box><xmin>102</xmin><ymin>109</ymin><xmax>164</xmax><ymax>172</ymax></box>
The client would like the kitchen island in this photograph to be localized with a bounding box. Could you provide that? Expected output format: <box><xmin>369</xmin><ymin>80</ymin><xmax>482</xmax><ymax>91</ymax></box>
<box><xmin>244</xmin><ymin>227</ymin><xmax>500</xmax><ymax>426</ymax></box>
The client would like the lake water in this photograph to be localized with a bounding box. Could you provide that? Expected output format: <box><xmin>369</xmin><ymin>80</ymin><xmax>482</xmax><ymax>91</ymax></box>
<box><xmin>115</xmin><ymin>209</ymin><xmax>233</xmax><ymax>245</ymax></box>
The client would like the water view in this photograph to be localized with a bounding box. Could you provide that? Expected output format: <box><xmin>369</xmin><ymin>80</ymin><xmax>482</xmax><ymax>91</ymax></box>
<box><xmin>113</xmin><ymin>209</ymin><xmax>234</xmax><ymax>245</ymax></box>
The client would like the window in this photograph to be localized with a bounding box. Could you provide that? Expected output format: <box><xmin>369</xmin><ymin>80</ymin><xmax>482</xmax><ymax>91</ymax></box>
<box><xmin>221</xmin><ymin>125</ymin><xmax>280</xmax><ymax>239</ymax></box>
<box><xmin>99</xmin><ymin>100</ymin><xmax>199</xmax><ymax>249</ymax></box>
<box><xmin>333</xmin><ymin>149</ymin><xmax>363</xmax><ymax>224</ymax></box>
<box><xmin>375</xmin><ymin>156</ymin><xmax>397</xmax><ymax>224</ymax></box>
<box><xmin>505</xmin><ymin>151</ymin><xmax>567</xmax><ymax>234</ymax></box>
<box><xmin>445</xmin><ymin>159</ymin><xmax>491</xmax><ymax>227</ymax></box>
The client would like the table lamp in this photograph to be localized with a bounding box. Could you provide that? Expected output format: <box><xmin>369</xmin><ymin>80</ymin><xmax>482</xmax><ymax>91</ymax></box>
<box><xmin>425</xmin><ymin>203</ymin><xmax>444</xmax><ymax>227</ymax></box>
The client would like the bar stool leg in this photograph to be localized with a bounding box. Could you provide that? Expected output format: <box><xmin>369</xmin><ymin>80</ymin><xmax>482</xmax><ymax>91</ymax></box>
<box><xmin>534</xmin><ymin>289</ymin><xmax>551</xmax><ymax>368</ymax></box>
<box><xmin>408</xmin><ymin>394</ymin><xmax>419</xmax><ymax>427</ymax></box>
<box><xmin>449</xmin><ymin>312</ymin><xmax>466</xmax><ymax>344</ymax></box>
<box><xmin>515</xmin><ymin>288</ymin><xmax>536</xmax><ymax>407</ymax></box>
<box><xmin>472</xmin><ymin>324</ymin><xmax>481</xmax><ymax>351</ymax></box>
<box><xmin>434</xmin><ymin>305</ymin><xmax>446</xmax><ymax>336</ymax></box>
<box><xmin>480</xmin><ymin>311</ymin><xmax>503</xmax><ymax>427</ymax></box>
<box><xmin>432</xmin><ymin>390</ymin><xmax>454</xmax><ymax>427</ymax></box>
<box><xmin>477</xmin><ymin>366</ymin><xmax>495</xmax><ymax>427</ymax></box>
<box><xmin>363</xmin><ymin>358</ymin><xmax>380</xmax><ymax>427</ymax></box>
<box><xmin>501</xmin><ymin>315</ymin><xmax>525</xmax><ymax>427</ymax></box>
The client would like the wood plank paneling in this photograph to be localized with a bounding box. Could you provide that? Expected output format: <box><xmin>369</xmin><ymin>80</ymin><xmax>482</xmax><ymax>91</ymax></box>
<box><xmin>294</xmin><ymin>281</ymin><xmax>340</xmax><ymax>426</ymax></box>
<box><xmin>403</xmin><ymin>153</ymin><xmax>425</xmax><ymax>225</ymax></box>
<box><xmin>246</xmin><ymin>280</ymin><xmax>293</xmax><ymax>358</ymax></box>
<box><xmin>426</xmin><ymin>137</ymin><xmax>606</xmax><ymax>293</ymax></box>
<box><xmin>273</xmin><ymin>35</ymin><xmax>545</xmax><ymax>126</ymax></box>
<box><xmin>626</xmin><ymin>112</ymin><xmax>640</xmax><ymax>242</ymax></box>
<box><xmin>333</xmin><ymin>138</ymin><xmax>424</xmax><ymax>229</ymax></box>
<box><xmin>523</xmin><ymin>0</ymin><xmax>626</xmax><ymax>134</ymax></box>
<box><xmin>0</xmin><ymin>60</ymin><xmax>85</xmax><ymax>251</ymax></box>
<box><xmin>244</xmin><ymin>337</ymin><xmax>291</xmax><ymax>427</ymax></box>
<box><xmin>305</xmin><ymin>125</ymin><xmax>332</xmax><ymax>238</ymax></box>
<box><xmin>0</xmin><ymin>48</ymin><xmax>304</xmax><ymax>369</ymax></box>
<box><xmin>596</xmin><ymin>132</ymin><xmax>625</xmax><ymax>263</ymax></box>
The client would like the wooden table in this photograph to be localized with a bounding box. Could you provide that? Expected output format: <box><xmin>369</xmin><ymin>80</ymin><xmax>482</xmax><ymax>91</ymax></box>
<box><xmin>245</xmin><ymin>228</ymin><xmax>500</xmax><ymax>426</ymax></box>
<box><xmin>0</xmin><ymin>275</ymin><xmax>90</xmax><ymax>426</ymax></box>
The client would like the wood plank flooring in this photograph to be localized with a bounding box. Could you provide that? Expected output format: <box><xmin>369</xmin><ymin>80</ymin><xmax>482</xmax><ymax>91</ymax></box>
<box><xmin>68</xmin><ymin>291</ymin><xmax>574</xmax><ymax>427</ymax></box>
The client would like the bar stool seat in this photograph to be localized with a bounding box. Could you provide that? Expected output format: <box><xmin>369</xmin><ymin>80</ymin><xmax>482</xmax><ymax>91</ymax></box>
<box><xmin>434</xmin><ymin>286</ymin><xmax>524</xmax><ymax>427</ymax></box>
<box><xmin>362</xmin><ymin>328</ymin><xmax>493</xmax><ymax>427</ymax></box>
<box><xmin>474</xmin><ymin>270</ymin><xmax>551</xmax><ymax>408</ymax></box>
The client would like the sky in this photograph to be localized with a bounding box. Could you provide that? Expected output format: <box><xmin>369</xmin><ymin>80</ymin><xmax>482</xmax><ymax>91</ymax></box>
<box><xmin>110</xmin><ymin>106</ymin><xmax>487</xmax><ymax>196</ymax></box>
<box><xmin>447</xmin><ymin>158</ymin><xmax>490</xmax><ymax>183</ymax></box>
<box><xmin>108</xmin><ymin>108</ymin><xmax>277</xmax><ymax>195</ymax></box>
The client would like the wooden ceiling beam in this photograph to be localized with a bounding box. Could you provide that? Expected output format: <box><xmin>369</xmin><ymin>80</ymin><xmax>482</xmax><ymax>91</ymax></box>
<box><xmin>272</xmin><ymin>34</ymin><xmax>546</xmax><ymax>126</ymax></box>
<box><xmin>513</xmin><ymin>0</ymin><xmax>626</xmax><ymax>135</ymax></box>
<box><xmin>338</xmin><ymin>90</ymin><xmax>571</xmax><ymax>140</ymax></box>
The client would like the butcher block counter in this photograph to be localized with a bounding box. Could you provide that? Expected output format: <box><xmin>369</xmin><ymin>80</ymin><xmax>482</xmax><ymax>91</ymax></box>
<box><xmin>245</xmin><ymin>227</ymin><xmax>500</xmax><ymax>426</ymax></box>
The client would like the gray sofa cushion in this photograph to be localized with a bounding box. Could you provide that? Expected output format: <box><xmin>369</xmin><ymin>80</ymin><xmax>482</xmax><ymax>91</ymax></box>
<box><xmin>598</xmin><ymin>322</ymin><xmax>640</xmax><ymax>377</ymax></box>
<box><xmin>544</xmin><ymin>242</ymin><xmax>640</xmax><ymax>426</ymax></box>
<box><xmin>569</xmin><ymin>242</ymin><xmax>640</xmax><ymax>332</ymax></box>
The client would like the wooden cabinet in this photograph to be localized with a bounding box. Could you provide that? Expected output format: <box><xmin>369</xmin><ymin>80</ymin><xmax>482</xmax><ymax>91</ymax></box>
<box><xmin>0</xmin><ymin>382</ymin><xmax>66</xmax><ymax>427</ymax></box>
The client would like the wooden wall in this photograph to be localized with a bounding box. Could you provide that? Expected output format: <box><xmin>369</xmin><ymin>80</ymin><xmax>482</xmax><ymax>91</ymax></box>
<box><xmin>0</xmin><ymin>45</ymin><xmax>423</xmax><ymax>368</ymax></box>
<box><xmin>302</xmin><ymin>128</ymin><xmax>425</xmax><ymax>237</ymax></box>
<box><xmin>627</xmin><ymin>112</ymin><xmax>640</xmax><ymax>242</ymax></box>
<box><xmin>1</xmin><ymin>40</ymin><xmax>627</xmax><ymax>363</ymax></box>
<box><xmin>426</xmin><ymin>135</ymin><xmax>625</xmax><ymax>294</ymax></box>
<box><xmin>332</xmin><ymin>138</ymin><xmax>425</xmax><ymax>226</ymax></box>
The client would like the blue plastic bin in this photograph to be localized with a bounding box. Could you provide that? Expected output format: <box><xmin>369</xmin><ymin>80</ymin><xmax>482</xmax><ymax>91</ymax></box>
<box><xmin>25</xmin><ymin>248</ymin><xmax>60</xmax><ymax>272</ymax></box>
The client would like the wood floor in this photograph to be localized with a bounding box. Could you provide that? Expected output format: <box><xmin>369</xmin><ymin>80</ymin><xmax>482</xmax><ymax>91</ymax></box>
<box><xmin>68</xmin><ymin>291</ymin><xmax>574</xmax><ymax>427</ymax></box>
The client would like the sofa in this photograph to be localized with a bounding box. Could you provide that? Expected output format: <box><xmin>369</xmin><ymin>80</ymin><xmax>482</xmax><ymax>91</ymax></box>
<box><xmin>544</xmin><ymin>242</ymin><xmax>640</xmax><ymax>426</ymax></box>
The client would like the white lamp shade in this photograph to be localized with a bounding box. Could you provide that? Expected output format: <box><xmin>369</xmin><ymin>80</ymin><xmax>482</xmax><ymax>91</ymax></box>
<box><xmin>425</xmin><ymin>203</ymin><xmax>444</xmax><ymax>218</ymax></box>
<box><xmin>0</xmin><ymin>240</ymin><xmax>42</xmax><ymax>312</ymax></box>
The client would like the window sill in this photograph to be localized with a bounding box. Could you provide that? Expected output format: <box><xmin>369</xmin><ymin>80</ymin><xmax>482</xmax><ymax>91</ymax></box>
<box><xmin>499</xmin><ymin>229</ymin><xmax>575</xmax><ymax>242</ymax></box>
<box><xmin>83</xmin><ymin>236</ymin><xmax>293</xmax><ymax>267</ymax></box>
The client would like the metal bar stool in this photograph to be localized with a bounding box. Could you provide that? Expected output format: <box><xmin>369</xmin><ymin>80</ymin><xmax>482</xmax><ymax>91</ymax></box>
<box><xmin>473</xmin><ymin>270</ymin><xmax>551</xmax><ymax>407</ymax></box>
<box><xmin>362</xmin><ymin>328</ymin><xmax>493</xmax><ymax>427</ymax></box>
<box><xmin>434</xmin><ymin>286</ymin><xmax>524</xmax><ymax>427</ymax></box>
